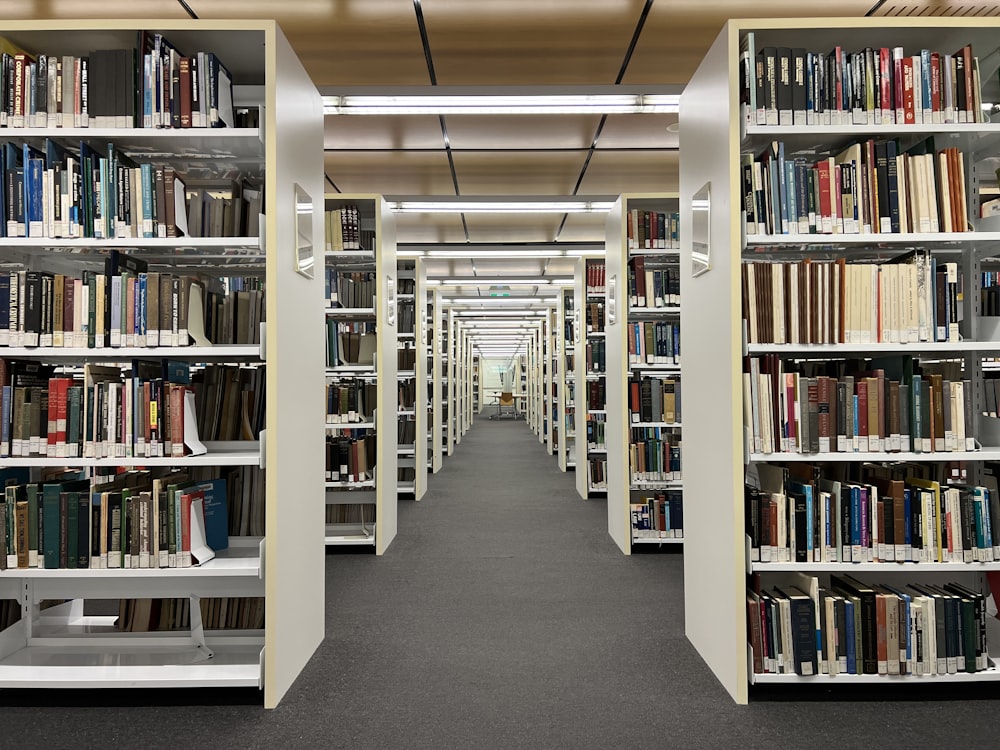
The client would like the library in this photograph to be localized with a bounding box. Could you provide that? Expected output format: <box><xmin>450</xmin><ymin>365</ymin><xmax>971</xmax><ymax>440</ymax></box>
<box><xmin>2</xmin><ymin>2</ymin><xmax>1000</xmax><ymax>747</ymax></box>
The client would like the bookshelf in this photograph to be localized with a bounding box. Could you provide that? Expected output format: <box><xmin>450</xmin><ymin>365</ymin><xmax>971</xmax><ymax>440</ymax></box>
<box><xmin>416</xmin><ymin>261</ymin><xmax>435</xmax><ymax>474</ymax></box>
<box><xmin>0</xmin><ymin>21</ymin><xmax>323</xmax><ymax>708</ymax></box>
<box><xmin>472</xmin><ymin>354</ymin><xmax>482</xmax><ymax>415</ymax></box>
<box><xmin>324</xmin><ymin>195</ymin><xmax>398</xmax><ymax>552</ymax></box>
<box><xmin>394</xmin><ymin>260</ymin><xmax>425</xmax><ymax>500</ymax></box>
<box><xmin>429</xmin><ymin>287</ymin><xmax>444</xmax><ymax>472</ymax></box>
<box><xmin>682</xmin><ymin>18</ymin><xmax>1000</xmax><ymax>703</ymax></box>
<box><xmin>605</xmin><ymin>195</ymin><xmax>683</xmax><ymax>554</ymax></box>
<box><xmin>558</xmin><ymin>273</ymin><xmax>579</xmax><ymax>472</ymax></box>
<box><xmin>578</xmin><ymin>258</ymin><xmax>608</xmax><ymax>497</ymax></box>
<box><xmin>445</xmin><ymin>305</ymin><xmax>456</xmax><ymax>455</ymax></box>
<box><xmin>546</xmin><ymin>306</ymin><xmax>558</xmax><ymax>456</ymax></box>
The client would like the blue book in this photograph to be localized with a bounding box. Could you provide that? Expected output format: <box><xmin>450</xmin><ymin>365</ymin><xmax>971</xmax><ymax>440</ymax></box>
<box><xmin>784</xmin><ymin>157</ymin><xmax>797</xmax><ymax>236</ymax></box>
<box><xmin>850</xmin><ymin>485</ymin><xmax>862</xmax><ymax>554</ymax></box>
<box><xmin>912</xmin><ymin>374</ymin><xmax>923</xmax><ymax>451</ymax></box>
<box><xmin>22</xmin><ymin>144</ymin><xmax>44</xmax><ymax>237</ymax></box>
<box><xmin>193</xmin><ymin>478</ymin><xmax>229</xmax><ymax>551</ymax></box>
<box><xmin>903</xmin><ymin>488</ymin><xmax>913</xmax><ymax>560</ymax></box>
<box><xmin>790</xmin><ymin>480</ymin><xmax>815</xmax><ymax>560</ymax></box>
<box><xmin>844</xmin><ymin>598</ymin><xmax>857</xmax><ymax>674</ymax></box>
<box><xmin>0</xmin><ymin>273</ymin><xmax>9</xmax><ymax>335</ymax></box>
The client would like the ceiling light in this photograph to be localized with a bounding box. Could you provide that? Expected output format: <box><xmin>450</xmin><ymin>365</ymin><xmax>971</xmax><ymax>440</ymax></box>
<box><xmin>323</xmin><ymin>93</ymin><xmax>678</xmax><ymax>116</ymax></box>
<box><xmin>453</xmin><ymin>310</ymin><xmax>548</xmax><ymax>317</ymax></box>
<box><xmin>390</xmin><ymin>200</ymin><xmax>614</xmax><ymax>214</ymax></box>
<box><xmin>435</xmin><ymin>278</ymin><xmax>572</xmax><ymax>286</ymax></box>
<box><xmin>400</xmin><ymin>249</ymin><xmax>599</xmax><ymax>259</ymax></box>
<box><xmin>445</xmin><ymin>297</ymin><xmax>558</xmax><ymax>304</ymax></box>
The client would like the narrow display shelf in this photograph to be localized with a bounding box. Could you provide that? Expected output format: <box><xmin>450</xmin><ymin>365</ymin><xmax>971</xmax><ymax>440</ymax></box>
<box><xmin>0</xmin><ymin>344</ymin><xmax>263</xmax><ymax>361</ymax></box>
<box><xmin>0</xmin><ymin>640</ymin><xmax>264</xmax><ymax>689</ymax></box>
<box><xmin>0</xmin><ymin>441</ymin><xmax>261</xmax><ymax>468</ymax></box>
<box><xmin>324</xmin><ymin>523</ymin><xmax>375</xmax><ymax>543</ymax></box>
<box><xmin>2</xmin><ymin>124</ymin><xmax>262</xmax><ymax>151</ymax></box>
<box><xmin>749</xmin><ymin>449</ymin><xmax>997</xmax><ymax>463</ymax></box>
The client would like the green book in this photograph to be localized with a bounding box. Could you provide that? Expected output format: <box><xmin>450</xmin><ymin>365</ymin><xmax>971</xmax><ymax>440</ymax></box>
<box><xmin>25</xmin><ymin>483</ymin><xmax>40</xmax><ymax>567</ymax></box>
<box><xmin>65</xmin><ymin>490</ymin><xmax>79</xmax><ymax>569</ymax></box>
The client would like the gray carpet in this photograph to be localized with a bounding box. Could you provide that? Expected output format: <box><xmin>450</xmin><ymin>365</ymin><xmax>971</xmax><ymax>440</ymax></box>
<box><xmin>3</xmin><ymin>418</ymin><xmax>1000</xmax><ymax>746</ymax></box>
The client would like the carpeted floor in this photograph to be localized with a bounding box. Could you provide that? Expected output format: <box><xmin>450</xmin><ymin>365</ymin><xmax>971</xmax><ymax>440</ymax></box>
<box><xmin>3</xmin><ymin>418</ymin><xmax>1000</xmax><ymax>747</ymax></box>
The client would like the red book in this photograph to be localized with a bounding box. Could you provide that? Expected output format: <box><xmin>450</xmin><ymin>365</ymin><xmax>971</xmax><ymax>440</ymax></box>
<box><xmin>55</xmin><ymin>377</ymin><xmax>69</xmax><ymax>456</ymax></box>
<box><xmin>629</xmin><ymin>380</ymin><xmax>640</xmax><ymax>421</ymax></box>
<box><xmin>879</xmin><ymin>48</ymin><xmax>893</xmax><ymax>123</ymax></box>
<box><xmin>817</xmin><ymin>376</ymin><xmax>831</xmax><ymax>452</ymax></box>
<box><xmin>633</xmin><ymin>255</ymin><xmax>646</xmax><ymax>307</ymax></box>
<box><xmin>857</xmin><ymin>379</ymin><xmax>869</xmax><ymax>448</ymax></box>
<box><xmin>171</xmin><ymin>385</ymin><xmax>185</xmax><ymax>457</ymax></box>
<box><xmin>816</xmin><ymin>160</ymin><xmax>832</xmax><ymax>233</ymax></box>
<box><xmin>901</xmin><ymin>57</ymin><xmax>916</xmax><ymax>125</ymax></box>
<box><xmin>930</xmin><ymin>52</ymin><xmax>942</xmax><ymax>119</ymax></box>
<box><xmin>958</xmin><ymin>45</ymin><xmax>974</xmax><ymax>123</ymax></box>
<box><xmin>178</xmin><ymin>57</ymin><xmax>192</xmax><ymax>128</ymax></box>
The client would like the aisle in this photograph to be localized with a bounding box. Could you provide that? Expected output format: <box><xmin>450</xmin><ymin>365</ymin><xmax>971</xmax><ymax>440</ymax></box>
<box><xmin>310</xmin><ymin>417</ymin><xmax>699</xmax><ymax>747</ymax></box>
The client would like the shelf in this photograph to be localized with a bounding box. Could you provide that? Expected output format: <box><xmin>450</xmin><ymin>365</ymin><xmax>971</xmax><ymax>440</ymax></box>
<box><xmin>0</xmin><ymin>125</ymin><xmax>263</xmax><ymax>156</ymax></box>
<box><xmin>589</xmin><ymin>448</ymin><xmax>607</xmax><ymax>454</ymax></box>
<box><xmin>397</xmin><ymin>484</ymin><xmax>416</xmax><ymax>493</ymax></box>
<box><xmin>629</xmin><ymin>248</ymin><xmax>680</xmax><ymax>257</ymax></box>
<box><xmin>631</xmin><ymin>480</ymin><xmax>683</xmax><ymax>489</ymax></box>
<box><xmin>629</xmin><ymin>306</ymin><xmax>681</xmax><ymax>317</ymax></box>
<box><xmin>587</xmin><ymin>331</ymin><xmax>606</xmax><ymax>338</ymax></box>
<box><xmin>742</xmin><ymin>122</ymin><xmax>1000</xmax><ymax>153</ymax></box>
<box><xmin>397</xmin><ymin>410</ymin><xmax>416</xmax><ymax>417</ymax></box>
<box><xmin>326</xmin><ymin>421</ymin><xmax>375</xmax><ymax>430</ymax></box>
<box><xmin>325</xmin><ymin>307</ymin><xmax>377</xmax><ymax>318</ymax></box>
<box><xmin>0</xmin><ymin>538</ymin><xmax>263</xmax><ymax>580</ymax></box>
<box><xmin>397</xmin><ymin>370</ymin><xmax>416</xmax><ymax>378</ymax></box>
<box><xmin>748</xmin><ymin>341</ymin><xmax>1000</xmax><ymax>355</ymax></box>
<box><xmin>326</xmin><ymin>365</ymin><xmax>376</xmax><ymax>375</ymax></box>
<box><xmin>751</xmin><ymin>666</ymin><xmax>1000</xmax><ymax>685</ymax></box>
<box><xmin>751</xmin><ymin>560</ymin><xmax>1000</xmax><ymax>572</ymax></box>
<box><xmin>397</xmin><ymin>333</ymin><xmax>416</xmax><ymax>340</ymax></box>
<box><xmin>630</xmin><ymin>421</ymin><xmax>682</xmax><ymax>429</ymax></box>
<box><xmin>0</xmin><ymin>345</ymin><xmax>263</xmax><ymax>362</ymax></box>
<box><xmin>0</xmin><ymin>640</ymin><xmax>264</xmax><ymax>688</ymax></box>
<box><xmin>324</xmin><ymin>523</ymin><xmax>376</xmax><ymax>546</ymax></box>
<box><xmin>1</xmin><ymin>442</ymin><xmax>261</xmax><ymax>468</ymax></box>
<box><xmin>629</xmin><ymin>364</ymin><xmax>680</xmax><ymax>373</ymax></box>
<box><xmin>632</xmin><ymin>536</ymin><xmax>684</xmax><ymax>545</ymax></box>
<box><xmin>325</xmin><ymin>249</ymin><xmax>375</xmax><ymax>260</ymax></box>
<box><xmin>325</xmin><ymin>480</ymin><xmax>376</xmax><ymax>489</ymax></box>
<box><xmin>749</xmin><ymin>449</ymin><xmax>996</xmax><ymax>463</ymax></box>
<box><xmin>397</xmin><ymin>448</ymin><xmax>415</xmax><ymax>456</ymax></box>
<box><xmin>744</xmin><ymin>231</ymin><xmax>1000</xmax><ymax>252</ymax></box>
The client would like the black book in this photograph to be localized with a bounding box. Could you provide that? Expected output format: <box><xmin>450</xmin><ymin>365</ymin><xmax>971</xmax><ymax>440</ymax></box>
<box><xmin>776</xmin><ymin>47</ymin><xmax>792</xmax><ymax>125</ymax></box>
<box><xmin>791</xmin><ymin>48</ymin><xmax>807</xmax><ymax>125</ymax></box>
<box><xmin>22</xmin><ymin>270</ymin><xmax>42</xmax><ymax>347</ymax></box>
<box><xmin>760</xmin><ymin>47</ymin><xmax>778</xmax><ymax>125</ymax></box>
<box><xmin>774</xmin><ymin>585</ymin><xmax>818</xmax><ymax>676</ymax></box>
<box><xmin>791</xmin><ymin>491</ymin><xmax>807</xmax><ymax>562</ymax></box>
<box><xmin>874</xmin><ymin>141</ymin><xmax>891</xmax><ymax>233</ymax></box>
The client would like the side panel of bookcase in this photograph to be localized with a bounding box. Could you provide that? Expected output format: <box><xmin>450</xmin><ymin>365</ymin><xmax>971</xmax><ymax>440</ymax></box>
<box><xmin>679</xmin><ymin>24</ymin><xmax>747</xmax><ymax>704</ymax></box>
<box><xmin>574</xmin><ymin>260</ymin><xmax>589</xmax><ymax>499</ymax></box>
<box><xmin>605</xmin><ymin>199</ymin><xmax>631</xmax><ymax>554</ymax></box>
<box><xmin>264</xmin><ymin>26</ymin><xmax>326</xmax><ymax>709</ymax></box>
<box><xmin>376</xmin><ymin>200</ymin><xmax>399</xmax><ymax>554</ymax></box>
<box><xmin>415</xmin><ymin>263</ymin><xmax>428</xmax><ymax>499</ymax></box>
<box><xmin>431</xmin><ymin>290</ymin><xmax>443</xmax><ymax>472</ymax></box>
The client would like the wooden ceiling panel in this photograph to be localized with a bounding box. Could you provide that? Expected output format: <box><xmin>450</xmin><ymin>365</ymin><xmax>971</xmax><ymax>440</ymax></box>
<box><xmin>557</xmin><ymin>212</ymin><xmax>610</xmax><ymax>243</ymax></box>
<box><xmin>451</xmin><ymin>151</ymin><xmax>588</xmax><ymax>195</ymax></box>
<box><xmin>324</xmin><ymin>115</ymin><xmax>445</xmax><ymax>150</ymax></box>
<box><xmin>597</xmin><ymin>114</ymin><xmax>679</xmax><ymax>150</ymax></box>
<box><xmin>445</xmin><ymin>115</ymin><xmax>602</xmax><ymax>150</ymax></box>
<box><xmin>324</xmin><ymin>151</ymin><xmax>456</xmax><ymax>195</ymax></box>
<box><xmin>463</xmin><ymin>214</ymin><xmax>563</xmax><ymax>244</ymax></box>
<box><xmin>622</xmin><ymin>1</ymin><xmax>879</xmax><ymax>85</ymax></box>
<box><xmin>394</xmin><ymin>213</ymin><xmax>468</xmax><ymax>244</ymax></box>
<box><xmin>189</xmin><ymin>0</ymin><xmax>430</xmax><ymax>85</ymax></box>
<box><xmin>1</xmin><ymin>1</ymin><xmax>187</xmax><ymax>18</ymax></box>
<box><xmin>421</xmin><ymin>0</ymin><xmax>648</xmax><ymax>84</ymax></box>
<box><xmin>576</xmin><ymin>150</ymin><xmax>678</xmax><ymax>195</ymax></box>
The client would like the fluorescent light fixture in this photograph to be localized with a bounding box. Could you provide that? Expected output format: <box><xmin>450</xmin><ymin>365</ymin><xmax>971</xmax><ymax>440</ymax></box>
<box><xmin>433</xmin><ymin>278</ymin><xmax>572</xmax><ymax>286</ymax></box>
<box><xmin>445</xmin><ymin>297</ymin><xmax>558</xmax><ymax>304</ymax></box>
<box><xmin>323</xmin><ymin>93</ymin><xmax>679</xmax><ymax>116</ymax></box>
<box><xmin>400</xmin><ymin>249</ymin><xmax>599</xmax><ymax>259</ymax></box>
<box><xmin>391</xmin><ymin>200</ymin><xmax>614</xmax><ymax>214</ymax></box>
<box><xmin>453</xmin><ymin>310</ymin><xmax>548</xmax><ymax>317</ymax></box>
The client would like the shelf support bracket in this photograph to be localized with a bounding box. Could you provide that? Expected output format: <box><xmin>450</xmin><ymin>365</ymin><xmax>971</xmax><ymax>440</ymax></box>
<box><xmin>188</xmin><ymin>595</ymin><xmax>214</xmax><ymax>662</ymax></box>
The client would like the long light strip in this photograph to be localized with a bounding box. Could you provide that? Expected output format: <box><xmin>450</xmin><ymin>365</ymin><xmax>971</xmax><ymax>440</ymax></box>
<box><xmin>445</xmin><ymin>297</ymin><xmax>558</xmax><ymax>304</ymax></box>
<box><xmin>391</xmin><ymin>200</ymin><xmax>615</xmax><ymax>214</ymax></box>
<box><xmin>400</xmin><ymin>249</ymin><xmax>600</xmax><ymax>259</ymax></box>
<box><xmin>429</xmin><ymin>278</ymin><xmax>573</xmax><ymax>286</ymax></box>
<box><xmin>453</xmin><ymin>310</ymin><xmax>547</xmax><ymax>317</ymax></box>
<box><xmin>323</xmin><ymin>94</ymin><xmax>678</xmax><ymax>115</ymax></box>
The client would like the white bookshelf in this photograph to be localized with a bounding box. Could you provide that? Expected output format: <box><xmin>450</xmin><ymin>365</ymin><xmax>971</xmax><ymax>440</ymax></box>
<box><xmin>428</xmin><ymin>285</ymin><xmax>443</xmax><ymax>473</ymax></box>
<box><xmin>0</xmin><ymin>20</ymin><xmax>324</xmax><ymax>708</ymax></box>
<box><xmin>681</xmin><ymin>17</ymin><xmax>1000</xmax><ymax>704</ymax></box>
<box><xmin>324</xmin><ymin>195</ymin><xmax>398</xmax><ymax>552</ymax></box>
<box><xmin>395</xmin><ymin>260</ymin><xmax>425</xmax><ymax>500</ymax></box>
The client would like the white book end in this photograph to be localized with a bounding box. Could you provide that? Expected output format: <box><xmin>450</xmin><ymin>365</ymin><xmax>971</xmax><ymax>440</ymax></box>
<box><xmin>184</xmin><ymin>390</ymin><xmax>208</xmax><ymax>456</ymax></box>
<box><xmin>190</xmin><ymin>497</ymin><xmax>216</xmax><ymax>565</ymax></box>
<box><xmin>188</xmin><ymin>283</ymin><xmax>211</xmax><ymax>346</ymax></box>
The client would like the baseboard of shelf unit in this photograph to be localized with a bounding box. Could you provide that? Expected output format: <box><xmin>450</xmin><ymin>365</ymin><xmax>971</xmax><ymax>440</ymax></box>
<box><xmin>324</xmin><ymin>523</ymin><xmax>376</xmax><ymax>546</ymax></box>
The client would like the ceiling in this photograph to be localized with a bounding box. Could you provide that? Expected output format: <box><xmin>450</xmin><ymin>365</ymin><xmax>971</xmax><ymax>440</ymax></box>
<box><xmin>12</xmin><ymin>0</ymin><xmax>999</xmax><ymax>317</ymax></box>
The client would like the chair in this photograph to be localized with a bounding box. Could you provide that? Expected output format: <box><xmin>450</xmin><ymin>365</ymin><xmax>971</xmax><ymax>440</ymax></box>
<box><xmin>490</xmin><ymin>391</ymin><xmax>516</xmax><ymax>420</ymax></box>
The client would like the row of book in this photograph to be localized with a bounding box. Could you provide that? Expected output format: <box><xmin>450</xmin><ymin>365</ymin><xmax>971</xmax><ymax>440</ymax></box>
<box><xmin>585</xmin><ymin>302</ymin><xmax>605</xmax><ymax>332</ymax></box>
<box><xmin>745</xmin><ymin>138</ymin><xmax>969</xmax><ymax>239</ymax></box>
<box><xmin>116</xmin><ymin>596</ymin><xmax>264</xmax><ymax>633</ymax></box>
<box><xmin>586</xmin><ymin>262</ymin><xmax>606</xmax><ymax>296</ymax></box>
<box><xmin>586</xmin><ymin>414</ymin><xmax>605</xmax><ymax>451</ymax></box>
<box><xmin>0</xmin><ymin>264</ymin><xmax>263</xmax><ymax>349</ymax></box>
<box><xmin>0</xmin><ymin>598</ymin><xmax>17</xmax><ymax>629</ymax></box>
<box><xmin>628</xmin><ymin>257</ymin><xmax>680</xmax><ymax>308</ymax></box>
<box><xmin>325</xmin><ymin>323</ymin><xmax>376</xmax><ymax>367</ymax></box>
<box><xmin>585</xmin><ymin>340</ymin><xmax>605</xmax><ymax>373</ymax></box>
<box><xmin>629</xmin><ymin>428</ymin><xmax>681</xmax><ymax>483</ymax></box>
<box><xmin>397</xmin><ymin>300</ymin><xmax>415</xmax><ymax>335</ymax></box>
<box><xmin>325</xmin><ymin>271</ymin><xmax>376</xmax><ymax>309</ymax></box>
<box><xmin>587</xmin><ymin>379</ymin><xmax>605</xmax><ymax>411</ymax></box>
<box><xmin>397</xmin><ymin>418</ymin><xmax>416</xmax><ymax>445</ymax></box>
<box><xmin>747</xmin><ymin>573</ymin><xmax>990</xmax><ymax>677</ymax></box>
<box><xmin>0</xmin><ymin>469</ymin><xmax>231</xmax><ymax>571</ymax></box>
<box><xmin>627</xmin><ymin>321</ymin><xmax>680</xmax><ymax>366</ymax></box>
<box><xmin>587</xmin><ymin>457</ymin><xmax>607</xmax><ymax>491</ymax></box>
<box><xmin>740</xmin><ymin>36</ymin><xmax>985</xmax><ymax>127</ymax></box>
<box><xmin>0</xmin><ymin>32</ymin><xmax>235</xmax><ymax>130</ymax></box>
<box><xmin>398</xmin><ymin>379</ymin><xmax>416</xmax><ymax>409</ymax></box>
<box><xmin>398</xmin><ymin>467</ymin><xmax>416</xmax><ymax>483</ymax></box>
<box><xmin>631</xmin><ymin>491</ymin><xmax>684</xmax><ymax>539</ymax></box>
<box><xmin>980</xmin><ymin>278</ymin><xmax>1000</xmax><ymax>317</ymax></box>
<box><xmin>398</xmin><ymin>347</ymin><xmax>416</xmax><ymax>370</ymax></box>
<box><xmin>627</xmin><ymin>209</ymin><xmax>680</xmax><ymax>250</ymax></box>
<box><xmin>742</xmin><ymin>253</ymin><xmax>961</xmax><ymax>346</ymax></box>
<box><xmin>324</xmin><ymin>379</ymin><xmax>377</xmax><ymax>424</ymax></box>
<box><xmin>325</xmin><ymin>434</ymin><xmax>376</xmax><ymax>484</ymax></box>
<box><xmin>749</xmin><ymin>461</ymin><xmax>992</xmax><ymax>562</ymax></box>
<box><xmin>190</xmin><ymin>364</ymin><xmax>264</xmax><ymax>443</ymax></box>
<box><xmin>745</xmin><ymin>355</ymin><xmax>975</xmax><ymax>455</ymax></box>
<box><xmin>325</xmin><ymin>503</ymin><xmax>374</xmax><ymax>527</ymax></box>
<box><xmin>629</xmin><ymin>376</ymin><xmax>682</xmax><ymax>425</ymax></box>
<box><xmin>324</xmin><ymin>206</ymin><xmax>371</xmax><ymax>252</ymax></box>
